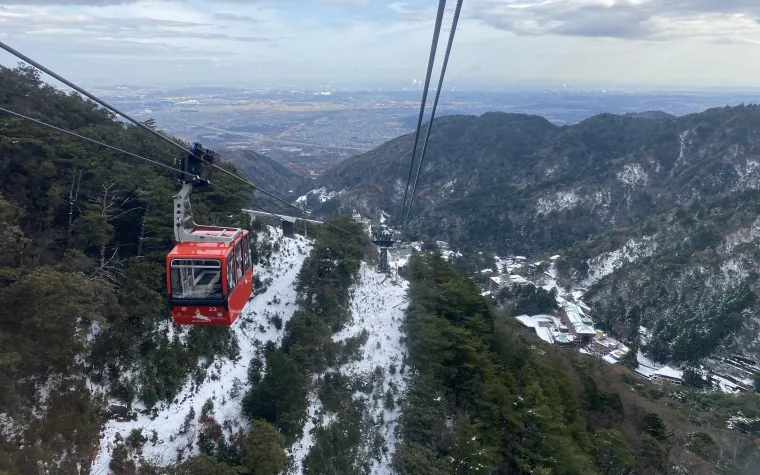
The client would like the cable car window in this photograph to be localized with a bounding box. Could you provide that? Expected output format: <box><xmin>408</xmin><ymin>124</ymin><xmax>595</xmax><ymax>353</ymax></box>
<box><xmin>170</xmin><ymin>259</ymin><xmax>222</xmax><ymax>299</ymax></box>
<box><xmin>241</xmin><ymin>237</ymin><xmax>251</xmax><ymax>272</ymax></box>
<box><xmin>244</xmin><ymin>236</ymin><xmax>252</xmax><ymax>271</ymax></box>
<box><xmin>227</xmin><ymin>253</ymin><xmax>236</xmax><ymax>293</ymax></box>
<box><xmin>235</xmin><ymin>241</ymin><xmax>244</xmax><ymax>280</ymax></box>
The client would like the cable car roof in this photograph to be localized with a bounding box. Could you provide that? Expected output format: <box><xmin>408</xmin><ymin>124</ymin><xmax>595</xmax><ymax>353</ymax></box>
<box><xmin>168</xmin><ymin>241</ymin><xmax>237</xmax><ymax>258</ymax></box>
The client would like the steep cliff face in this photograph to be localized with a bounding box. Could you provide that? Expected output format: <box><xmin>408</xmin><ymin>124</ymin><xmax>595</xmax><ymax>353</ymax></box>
<box><xmin>555</xmin><ymin>189</ymin><xmax>760</xmax><ymax>363</ymax></box>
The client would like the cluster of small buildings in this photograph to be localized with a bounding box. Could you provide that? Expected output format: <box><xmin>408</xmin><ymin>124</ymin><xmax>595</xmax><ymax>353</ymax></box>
<box><xmin>484</xmin><ymin>254</ymin><xmax>694</xmax><ymax>387</ymax></box>
<box><xmin>487</xmin><ymin>256</ymin><xmax>535</xmax><ymax>293</ymax></box>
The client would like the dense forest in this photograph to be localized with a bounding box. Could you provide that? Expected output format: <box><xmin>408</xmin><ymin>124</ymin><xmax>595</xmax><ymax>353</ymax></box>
<box><xmin>3</xmin><ymin>61</ymin><xmax>760</xmax><ymax>475</ymax></box>
<box><xmin>393</xmin><ymin>253</ymin><xmax>760</xmax><ymax>475</ymax></box>
<box><xmin>0</xmin><ymin>63</ymin><xmax>256</xmax><ymax>474</ymax></box>
<box><xmin>309</xmin><ymin>106</ymin><xmax>760</xmax><ymax>256</ymax></box>
<box><xmin>551</xmin><ymin>188</ymin><xmax>760</xmax><ymax>364</ymax></box>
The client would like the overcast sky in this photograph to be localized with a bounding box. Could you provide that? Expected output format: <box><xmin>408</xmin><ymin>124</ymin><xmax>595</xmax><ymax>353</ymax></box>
<box><xmin>2</xmin><ymin>0</ymin><xmax>760</xmax><ymax>89</ymax></box>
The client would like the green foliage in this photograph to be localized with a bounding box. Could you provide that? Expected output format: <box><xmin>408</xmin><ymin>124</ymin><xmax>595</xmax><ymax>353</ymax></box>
<box><xmin>241</xmin><ymin>349</ymin><xmax>307</xmax><ymax>442</ymax></box>
<box><xmin>496</xmin><ymin>283</ymin><xmax>558</xmax><ymax>316</ymax></box>
<box><xmin>682</xmin><ymin>367</ymin><xmax>712</xmax><ymax>389</ymax></box>
<box><xmin>618</xmin><ymin>345</ymin><xmax>639</xmax><ymax>371</ymax></box>
<box><xmin>0</xmin><ymin>63</ymin><xmax>254</xmax><ymax>472</ymax></box>
<box><xmin>242</xmin><ymin>419</ymin><xmax>288</xmax><ymax>475</ymax></box>
<box><xmin>304</xmin><ymin>400</ymin><xmax>364</xmax><ymax>475</ymax></box>
<box><xmin>161</xmin><ymin>455</ymin><xmax>239</xmax><ymax>475</ymax></box>
<box><xmin>395</xmin><ymin>253</ymin><xmax>597</xmax><ymax>475</ymax></box>
<box><xmin>685</xmin><ymin>431</ymin><xmax>718</xmax><ymax>462</ymax></box>
<box><xmin>643</xmin><ymin>411</ymin><xmax>668</xmax><ymax>441</ymax></box>
<box><xmin>592</xmin><ymin>429</ymin><xmax>635</xmax><ymax>475</ymax></box>
<box><xmin>647</xmin><ymin>283</ymin><xmax>755</xmax><ymax>363</ymax></box>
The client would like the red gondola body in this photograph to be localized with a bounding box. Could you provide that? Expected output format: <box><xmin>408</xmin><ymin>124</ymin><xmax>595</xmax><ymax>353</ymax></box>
<box><xmin>165</xmin><ymin>183</ymin><xmax>254</xmax><ymax>326</ymax></box>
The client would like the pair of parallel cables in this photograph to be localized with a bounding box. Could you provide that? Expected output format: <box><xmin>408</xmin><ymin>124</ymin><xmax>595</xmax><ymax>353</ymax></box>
<box><xmin>399</xmin><ymin>0</ymin><xmax>464</xmax><ymax>234</ymax></box>
<box><xmin>0</xmin><ymin>40</ymin><xmax>367</xmax><ymax>240</ymax></box>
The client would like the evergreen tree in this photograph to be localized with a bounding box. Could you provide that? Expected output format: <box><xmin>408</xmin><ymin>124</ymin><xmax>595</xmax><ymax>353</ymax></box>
<box><xmin>162</xmin><ymin>455</ymin><xmax>238</xmax><ymax>475</ymax></box>
<box><xmin>242</xmin><ymin>349</ymin><xmax>307</xmax><ymax>442</ymax></box>
<box><xmin>592</xmin><ymin>429</ymin><xmax>635</xmax><ymax>475</ymax></box>
<box><xmin>242</xmin><ymin>420</ymin><xmax>288</xmax><ymax>475</ymax></box>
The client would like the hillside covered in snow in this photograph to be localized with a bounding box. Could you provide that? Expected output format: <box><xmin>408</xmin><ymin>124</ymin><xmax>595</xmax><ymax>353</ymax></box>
<box><xmin>3</xmin><ymin>62</ymin><xmax>760</xmax><ymax>475</ymax></box>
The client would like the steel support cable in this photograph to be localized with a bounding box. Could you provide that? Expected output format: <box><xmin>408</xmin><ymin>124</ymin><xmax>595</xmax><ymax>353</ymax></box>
<box><xmin>397</xmin><ymin>0</ymin><xmax>448</xmax><ymax>227</ymax></box>
<box><xmin>0</xmin><ymin>106</ymin><xmax>198</xmax><ymax>179</ymax></box>
<box><xmin>0</xmin><ymin>106</ymin><xmax>368</xmax><ymax>242</ymax></box>
<box><xmin>0</xmin><ymin>40</ymin><xmax>309</xmax><ymax>217</ymax></box>
<box><xmin>0</xmin><ymin>41</ymin><xmax>198</xmax><ymax>161</ymax></box>
<box><xmin>403</xmin><ymin>0</ymin><xmax>464</xmax><ymax>230</ymax></box>
<box><xmin>212</xmin><ymin>183</ymin><xmax>369</xmax><ymax>241</ymax></box>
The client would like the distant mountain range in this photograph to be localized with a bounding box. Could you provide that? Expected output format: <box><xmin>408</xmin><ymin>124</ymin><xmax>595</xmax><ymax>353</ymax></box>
<box><xmin>283</xmin><ymin>105</ymin><xmax>760</xmax><ymax>362</ymax></box>
<box><xmin>301</xmin><ymin>106</ymin><xmax>760</xmax><ymax>255</ymax></box>
<box><xmin>222</xmin><ymin>148</ymin><xmax>307</xmax><ymax>209</ymax></box>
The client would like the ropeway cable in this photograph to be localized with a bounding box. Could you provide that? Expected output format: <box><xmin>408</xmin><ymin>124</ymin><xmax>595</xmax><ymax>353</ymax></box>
<box><xmin>0</xmin><ymin>106</ymin><xmax>368</xmax><ymax>242</ymax></box>
<box><xmin>0</xmin><ymin>40</ymin><xmax>311</xmax><ymax>217</ymax></box>
<box><xmin>0</xmin><ymin>106</ymin><xmax>199</xmax><ymax>180</ymax></box>
<box><xmin>397</xmin><ymin>0</ymin><xmax>448</xmax><ymax>229</ymax></box>
<box><xmin>403</xmin><ymin>0</ymin><xmax>464</xmax><ymax>230</ymax></box>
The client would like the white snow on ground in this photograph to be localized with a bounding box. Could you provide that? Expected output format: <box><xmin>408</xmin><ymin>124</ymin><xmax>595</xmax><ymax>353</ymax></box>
<box><xmin>584</xmin><ymin>236</ymin><xmax>658</xmax><ymax>287</ymax></box>
<box><xmin>337</xmin><ymin>264</ymin><xmax>409</xmax><ymax>474</ymax></box>
<box><xmin>289</xmin><ymin>262</ymin><xmax>409</xmax><ymax>475</ymax></box>
<box><xmin>91</xmin><ymin>227</ymin><xmax>311</xmax><ymax>474</ymax></box>
<box><xmin>616</xmin><ymin>163</ymin><xmax>648</xmax><ymax>188</ymax></box>
<box><xmin>676</xmin><ymin>129</ymin><xmax>693</xmax><ymax>169</ymax></box>
<box><xmin>295</xmin><ymin>187</ymin><xmax>344</xmax><ymax>205</ymax></box>
<box><xmin>536</xmin><ymin>189</ymin><xmax>580</xmax><ymax>214</ymax></box>
<box><xmin>288</xmin><ymin>392</ymin><xmax>332</xmax><ymax>473</ymax></box>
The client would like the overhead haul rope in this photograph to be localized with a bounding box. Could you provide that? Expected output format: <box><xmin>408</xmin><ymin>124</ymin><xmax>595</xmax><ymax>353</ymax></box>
<box><xmin>0</xmin><ymin>40</ymin><xmax>312</xmax><ymax>218</ymax></box>
<box><xmin>398</xmin><ymin>0</ymin><xmax>448</xmax><ymax>229</ymax></box>
<box><xmin>403</xmin><ymin>0</ymin><xmax>464</xmax><ymax>230</ymax></box>
<box><xmin>0</xmin><ymin>106</ymin><xmax>195</xmax><ymax>178</ymax></box>
<box><xmin>0</xmin><ymin>106</ymin><xmax>368</xmax><ymax>242</ymax></box>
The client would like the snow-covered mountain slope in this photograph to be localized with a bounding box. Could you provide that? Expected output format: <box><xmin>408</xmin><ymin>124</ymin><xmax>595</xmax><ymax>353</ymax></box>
<box><xmin>289</xmin><ymin>263</ymin><xmax>409</xmax><ymax>474</ymax></box>
<box><xmin>91</xmin><ymin>227</ymin><xmax>312</xmax><ymax>473</ymax></box>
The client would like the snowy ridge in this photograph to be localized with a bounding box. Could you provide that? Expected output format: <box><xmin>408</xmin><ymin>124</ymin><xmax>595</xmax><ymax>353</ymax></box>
<box><xmin>295</xmin><ymin>187</ymin><xmax>345</xmax><ymax>204</ymax></box>
<box><xmin>91</xmin><ymin>227</ymin><xmax>311</xmax><ymax>473</ymax></box>
<box><xmin>289</xmin><ymin>262</ymin><xmax>409</xmax><ymax>474</ymax></box>
<box><xmin>584</xmin><ymin>236</ymin><xmax>658</xmax><ymax>287</ymax></box>
<box><xmin>535</xmin><ymin>187</ymin><xmax>612</xmax><ymax>216</ymax></box>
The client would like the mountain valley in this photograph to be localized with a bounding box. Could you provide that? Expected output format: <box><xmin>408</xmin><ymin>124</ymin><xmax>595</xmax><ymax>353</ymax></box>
<box><xmin>2</xmin><ymin>62</ymin><xmax>760</xmax><ymax>475</ymax></box>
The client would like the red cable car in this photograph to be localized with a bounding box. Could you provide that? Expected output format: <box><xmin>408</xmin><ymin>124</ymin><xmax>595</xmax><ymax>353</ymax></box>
<box><xmin>166</xmin><ymin>182</ymin><xmax>253</xmax><ymax>326</ymax></box>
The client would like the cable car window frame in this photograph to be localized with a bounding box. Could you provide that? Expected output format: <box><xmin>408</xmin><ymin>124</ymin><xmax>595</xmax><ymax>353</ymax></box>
<box><xmin>235</xmin><ymin>240</ymin><xmax>244</xmax><ymax>281</ymax></box>
<box><xmin>170</xmin><ymin>259</ymin><xmax>223</xmax><ymax>300</ymax></box>
<box><xmin>242</xmin><ymin>236</ymin><xmax>252</xmax><ymax>272</ymax></box>
<box><xmin>227</xmin><ymin>253</ymin><xmax>236</xmax><ymax>294</ymax></box>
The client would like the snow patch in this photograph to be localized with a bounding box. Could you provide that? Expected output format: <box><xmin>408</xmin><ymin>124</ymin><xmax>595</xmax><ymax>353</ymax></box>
<box><xmin>295</xmin><ymin>187</ymin><xmax>345</xmax><ymax>205</ymax></box>
<box><xmin>616</xmin><ymin>163</ymin><xmax>648</xmax><ymax>188</ymax></box>
<box><xmin>676</xmin><ymin>129</ymin><xmax>694</xmax><ymax>169</ymax></box>
<box><xmin>91</xmin><ymin>227</ymin><xmax>312</xmax><ymax>472</ymax></box>
<box><xmin>735</xmin><ymin>159</ymin><xmax>760</xmax><ymax>188</ymax></box>
<box><xmin>585</xmin><ymin>236</ymin><xmax>658</xmax><ymax>286</ymax></box>
<box><xmin>536</xmin><ymin>189</ymin><xmax>580</xmax><ymax>214</ymax></box>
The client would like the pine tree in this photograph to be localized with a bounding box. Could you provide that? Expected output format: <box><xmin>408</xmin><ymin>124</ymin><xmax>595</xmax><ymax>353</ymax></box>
<box><xmin>242</xmin><ymin>419</ymin><xmax>288</xmax><ymax>475</ymax></box>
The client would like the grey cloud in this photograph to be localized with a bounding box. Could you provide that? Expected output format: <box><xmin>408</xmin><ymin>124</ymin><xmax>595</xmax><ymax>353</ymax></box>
<box><xmin>215</xmin><ymin>13</ymin><xmax>259</xmax><ymax>23</ymax></box>
<box><xmin>0</xmin><ymin>1</ymin><xmax>137</xmax><ymax>4</ymax></box>
<box><xmin>3</xmin><ymin>13</ymin><xmax>271</xmax><ymax>43</ymax></box>
<box><xmin>470</xmin><ymin>0</ymin><xmax>760</xmax><ymax>40</ymax></box>
<box><xmin>0</xmin><ymin>0</ymin><xmax>267</xmax><ymax>4</ymax></box>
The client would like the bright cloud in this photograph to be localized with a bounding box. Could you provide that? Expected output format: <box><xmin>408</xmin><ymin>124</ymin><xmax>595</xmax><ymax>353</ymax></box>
<box><xmin>1</xmin><ymin>0</ymin><xmax>760</xmax><ymax>87</ymax></box>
